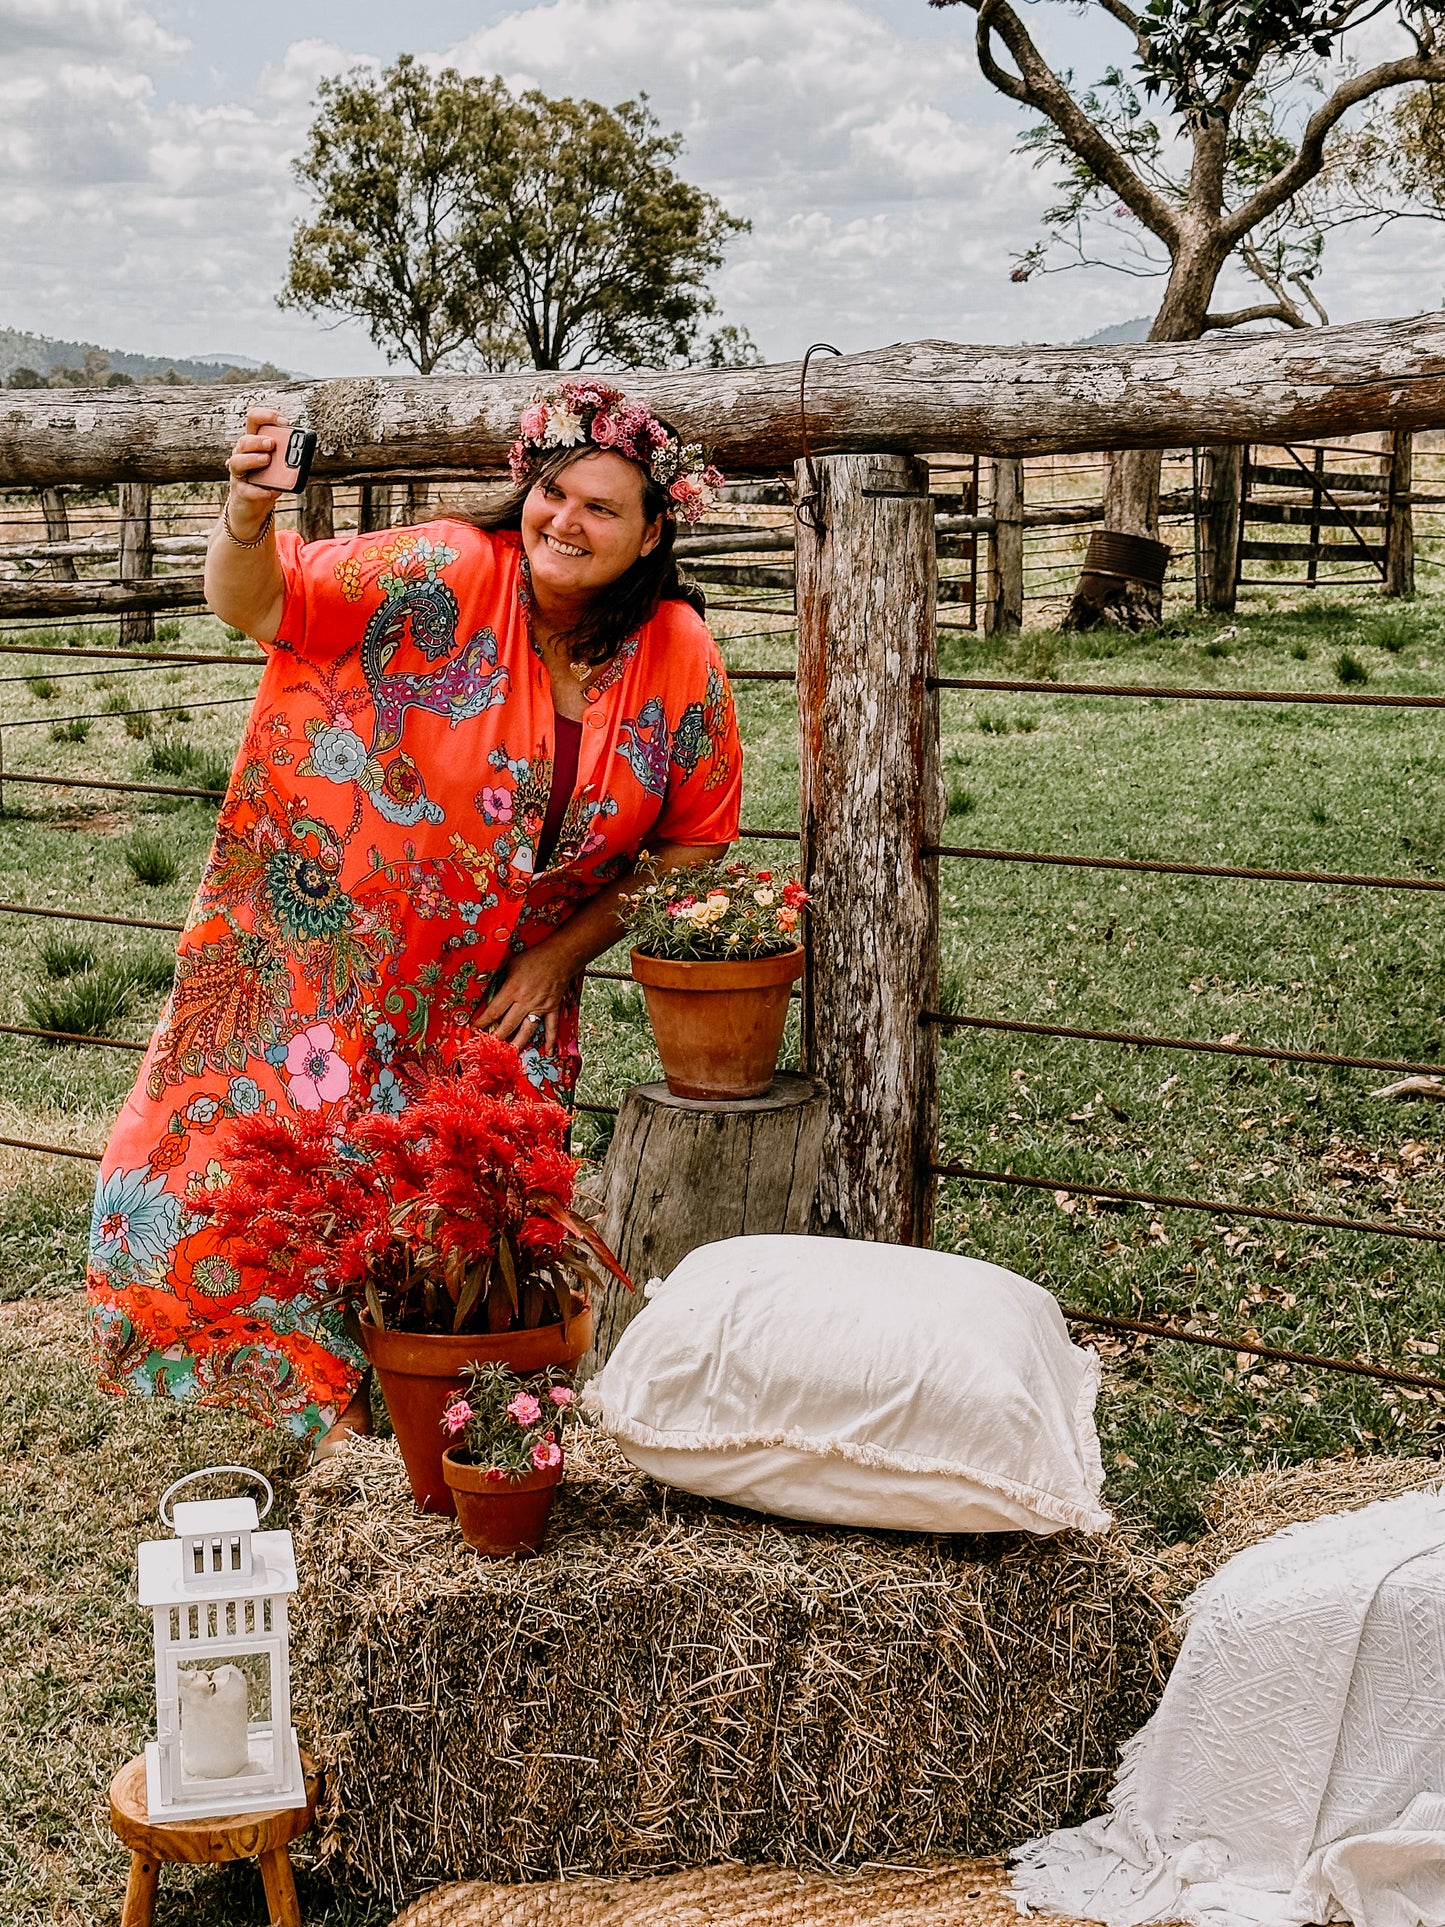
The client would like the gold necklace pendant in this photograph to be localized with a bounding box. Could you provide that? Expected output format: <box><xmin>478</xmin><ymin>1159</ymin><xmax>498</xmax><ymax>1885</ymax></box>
<box><xmin>569</xmin><ymin>659</ymin><xmax>595</xmax><ymax>684</ymax></box>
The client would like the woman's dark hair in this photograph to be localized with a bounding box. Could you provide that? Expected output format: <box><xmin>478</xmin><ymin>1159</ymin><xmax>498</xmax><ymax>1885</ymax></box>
<box><xmin>462</xmin><ymin>442</ymin><xmax>706</xmax><ymax>668</ymax></box>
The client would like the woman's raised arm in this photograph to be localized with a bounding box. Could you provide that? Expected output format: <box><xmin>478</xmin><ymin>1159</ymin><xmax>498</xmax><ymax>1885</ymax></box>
<box><xmin>204</xmin><ymin>405</ymin><xmax>288</xmax><ymax>644</ymax></box>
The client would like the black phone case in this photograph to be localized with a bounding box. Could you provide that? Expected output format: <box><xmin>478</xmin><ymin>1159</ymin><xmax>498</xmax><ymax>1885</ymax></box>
<box><xmin>288</xmin><ymin>430</ymin><xmax>318</xmax><ymax>493</ymax></box>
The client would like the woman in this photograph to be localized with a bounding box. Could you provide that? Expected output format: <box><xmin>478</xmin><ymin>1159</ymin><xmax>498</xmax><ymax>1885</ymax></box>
<box><xmin>87</xmin><ymin>381</ymin><xmax>742</xmax><ymax>1447</ymax></box>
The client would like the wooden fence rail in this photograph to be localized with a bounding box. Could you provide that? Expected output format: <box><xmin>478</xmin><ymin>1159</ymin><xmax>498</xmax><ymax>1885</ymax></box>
<box><xmin>2</xmin><ymin>315</ymin><xmax>1445</xmax><ymax>484</ymax></box>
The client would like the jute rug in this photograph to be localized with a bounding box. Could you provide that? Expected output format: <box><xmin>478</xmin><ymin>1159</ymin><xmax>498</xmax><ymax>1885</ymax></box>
<box><xmin>391</xmin><ymin>1858</ymin><xmax>1106</xmax><ymax>1926</ymax></box>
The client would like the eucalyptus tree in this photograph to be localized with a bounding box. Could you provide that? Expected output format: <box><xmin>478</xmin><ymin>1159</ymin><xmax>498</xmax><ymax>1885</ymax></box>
<box><xmin>283</xmin><ymin>56</ymin><xmax>748</xmax><ymax>375</ymax></box>
<box><xmin>930</xmin><ymin>0</ymin><xmax>1445</xmax><ymax>624</ymax></box>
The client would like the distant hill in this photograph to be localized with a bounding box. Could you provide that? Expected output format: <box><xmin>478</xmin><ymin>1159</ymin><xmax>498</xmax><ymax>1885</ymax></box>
<box><xmin>1075</xmin><ymin>317</ymin><xmax>1152</xmax><ymax>345</ymax></box>
<box><xmin>0</xmin><ymin>326</ymin><xmax>298</xmax><ymax>385</ymax></box>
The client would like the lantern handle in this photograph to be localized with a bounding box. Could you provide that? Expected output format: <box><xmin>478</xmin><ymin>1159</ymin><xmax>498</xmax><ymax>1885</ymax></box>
<box><xmin>158</xmin><ymin>1465</ymin><xmax>275</xmax><ymax>1531</ymax></box>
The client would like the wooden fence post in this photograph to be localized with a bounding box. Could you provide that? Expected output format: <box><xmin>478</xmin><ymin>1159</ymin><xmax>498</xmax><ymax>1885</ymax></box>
<box><xmin>300</xmin><ymin>482</ymin><xmax>335</xmax><ymax>544</ymax></box>
<box><xmin>359</xmin><ymin>484</ymin><xmax>392</xmax><ymax>534</ymax></box>
<box><xmin>985</xmin><ymin>458</ymin><xmax>1024</xmax><ymax>634</ymax></box>
<box><xmin>39</xmin><ymin>489</ymin><xmax>77</xmax><ymax>582</ymax></box>
<box><xmin>1385</xmin><ymin>429</ymin><xmax>1415</xmax><ymax>599</ymax></box>
<box><xmin>795</xmin><ymin>452</ymin><xmax>940</xmax><ymax>1245</ymax></box>
<box><xmin>117</xmin><ymin>483</ymin><xmax>153</xmax><ymax>647</ymax></box>
<box><xmin>1200</xmin><ymin>444</ymin><xmax>1244</xmax><ymax>613</ymax></box>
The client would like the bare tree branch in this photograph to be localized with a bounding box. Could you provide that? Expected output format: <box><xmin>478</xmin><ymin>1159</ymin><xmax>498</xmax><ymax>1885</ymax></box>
<box><xmin>1225</xmin><ymin>51</ymin><xmax>1445</xmax><ymax>244</ymax></box>
<box><xmin>1204</xmin><ymin>301</ymin><xmax>1306</xmax><ymax>329</ymax></box>
<box><xmin>943</xmin><ymin>0</ymin><xmax>1184</xmax><ymax>243</ymax></box>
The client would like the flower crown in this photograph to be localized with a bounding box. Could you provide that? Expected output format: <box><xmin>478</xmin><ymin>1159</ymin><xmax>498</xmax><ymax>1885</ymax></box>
<box><xmin>509</xmin><ymin>380</ymin><xmax>725</xmax><ymax>524</ymax></box>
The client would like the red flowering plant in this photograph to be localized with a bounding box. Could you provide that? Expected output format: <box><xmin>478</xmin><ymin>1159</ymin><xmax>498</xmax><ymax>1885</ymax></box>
<box><xmin>195</xmin><ymin>1034</ymin><xmax>630</xmax><ymax>1338</ymax></box>
<box><xmin>620</xmin><ymin>854</ymin><xmax>810</xmax><ymax>963</ymax></box>
<box><xmin>440</xmin><ymin>1362</ymin><xmax>574</xmax><ymax>1481</ymax></box>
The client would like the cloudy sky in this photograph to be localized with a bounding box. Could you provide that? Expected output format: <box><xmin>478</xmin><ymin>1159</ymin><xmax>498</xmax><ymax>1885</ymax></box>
<box><xmin>0</xmin><ymin>0</ymin><xmax>1438</xmax><ymax>375</ymax></box>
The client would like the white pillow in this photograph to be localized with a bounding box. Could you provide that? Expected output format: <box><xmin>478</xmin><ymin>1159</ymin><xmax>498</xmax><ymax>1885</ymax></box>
<box><xmin>581</xmin><ymin>1234</ymin><xmax>1110</xmax><ymax>1536</ymax></box>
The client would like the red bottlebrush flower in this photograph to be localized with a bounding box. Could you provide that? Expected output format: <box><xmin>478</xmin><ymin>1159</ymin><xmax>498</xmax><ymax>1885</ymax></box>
<box><xmin>196</xmin><ymin>1035</ymin><xmax>628</xmax><ymax>1337</ymax></box>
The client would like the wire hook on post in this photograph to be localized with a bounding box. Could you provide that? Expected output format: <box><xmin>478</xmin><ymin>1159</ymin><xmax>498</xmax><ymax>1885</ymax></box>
<box><xmin>794</xmin><ymin>342</ymin><xmax>842</xmax><ymax>539</ymax></box>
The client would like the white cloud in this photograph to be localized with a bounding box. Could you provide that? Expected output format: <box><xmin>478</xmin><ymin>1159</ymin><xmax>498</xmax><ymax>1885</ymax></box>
<box><xmin>0</xmin><ymin>0</ymin><xmax>185</xmax><ymax>58</ymax></box>
<box><xmin>0</xmin><ymin>0</ymin><xmax>1436</xmax><ymax>376</ymax></box>
<box><xmin>442</xmin><ymin>0</ymin><xmax>1068</xmax><ymax>351</ymax></box>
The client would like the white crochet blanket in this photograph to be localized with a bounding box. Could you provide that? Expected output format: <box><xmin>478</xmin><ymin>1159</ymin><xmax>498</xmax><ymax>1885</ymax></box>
<box><xmin>1012</xmin><ymin>1487</ymin><xmax>1445</xmax><ymax>1927</ymax></box>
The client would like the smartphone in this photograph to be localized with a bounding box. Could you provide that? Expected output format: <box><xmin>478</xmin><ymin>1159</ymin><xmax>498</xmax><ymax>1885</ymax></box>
<box><xmin>251</xmin><ymin>422</ymin><xmax>318</xmax><ymax>493</ymax></box>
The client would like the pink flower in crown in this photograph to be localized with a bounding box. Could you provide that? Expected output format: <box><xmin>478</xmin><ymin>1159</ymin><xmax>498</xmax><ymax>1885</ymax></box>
<box><xmin>531</xmin><ymin>1437</ymin><xmax>563</xmax><ymax>1471</ymax></box>
<box><xmin>284</xmin><ymin>1023</ymin><xmax>350</xmax><ymax>1112</ymax></box>
<box><xmin>562</xmin><ymin>378</ymin><xmax>620</xmax><ymax>413</ymax></box>
<box><xmin>669</xmin><ymin>477</ymin><xmax>706</xmax><ymax>522</ymax></box>
<box><xmin>518</xmin><ymin>401</ymin><xmax>550</xmax><ymax>441</ymax></box>
<box><xmin>508</xmin><ymin>439</ymin><xmax>530</xmax><ymax>485</ymax></box>
<box><xmin>589</xmin><ymin>409</ymin><xmax>622</xmax><ymax>449</ymax></box>
<box><xmin>648</xmin><ymin>419</ymin><xmax>672</xmax><ymax>451</ymax></box>
<box><xmin>507</xmin><ymin>1391</ymin><xmax>543</xmax><ymax>1426</ymax></box>
<box><xmin>442</xmin><ymin>1399</ymin><xmax>472</xmax><ymax>1437</ymax></box>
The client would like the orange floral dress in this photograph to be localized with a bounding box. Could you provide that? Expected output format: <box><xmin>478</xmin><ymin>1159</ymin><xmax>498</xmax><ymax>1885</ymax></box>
<box><xmin>86</xmin><ymin>522</ymin><xmax>742</xmax><ymax>1439</ymax></box>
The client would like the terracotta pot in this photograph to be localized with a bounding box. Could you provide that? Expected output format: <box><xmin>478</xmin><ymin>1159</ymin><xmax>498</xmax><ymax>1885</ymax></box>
<box><xmin>631</xmin><ymin>946</ymin><xmax>805</xmax><ymax>1100</ymax></box>
<box><xmin>443</xmin><ymin>1448</ymin><xmax>562</xmax><ymax>1558</ymax></box>
<box><xmin>358</xmin><ymin>1304</ymin><xmax>592</xmax><ymax>1515</ymax></box>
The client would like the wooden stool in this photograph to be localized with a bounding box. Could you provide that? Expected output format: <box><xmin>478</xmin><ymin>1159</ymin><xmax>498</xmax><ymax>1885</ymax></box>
<box><xmin>107</xmin><ymin>1751</ymin><xmax>318</xmax><ymax>1927</ymax></box>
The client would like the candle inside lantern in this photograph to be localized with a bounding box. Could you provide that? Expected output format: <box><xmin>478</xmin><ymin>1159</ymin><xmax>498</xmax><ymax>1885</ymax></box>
<box><xmin>177</xmin><ymin>1664</ymin><xmax>250</xmax><ymax>1779</ymax></box>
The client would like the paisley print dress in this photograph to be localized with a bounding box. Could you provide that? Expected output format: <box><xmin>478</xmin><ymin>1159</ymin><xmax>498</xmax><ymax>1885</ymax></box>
<box><xmin>86</xmin><ymin>522</ymin><xmax>742</xmax><ymax>1439</ymax></box>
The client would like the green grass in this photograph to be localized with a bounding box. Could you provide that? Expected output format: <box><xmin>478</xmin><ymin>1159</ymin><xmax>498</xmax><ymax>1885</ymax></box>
<box><xmin>148</xmin><ymin>736</ymin><xmax>230</xmax><ymax>795</ymax></box>
<box><xmin>37</xmin><ymin>933</ymin><xmax>97</xmax><ymax>980</ymax></box>
<box><xmin>48</xmin><ymin>718</ymin><xmax>90</xmax><ymax>744</ymax></box>
<box><xmin>124</xmin><ymin>831</ymin><xmax>179</xmax><ymax>887</ymax></box>
<box><xmin>22</xmin><ymin>963</ymin><xmax>138</xmax><ymax>1040</ymax></box>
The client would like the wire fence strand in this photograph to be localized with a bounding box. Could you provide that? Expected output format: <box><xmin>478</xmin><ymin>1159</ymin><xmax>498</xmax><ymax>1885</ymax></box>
<box><xmin>928</xmin><ymin>843</ymin><xmax>1445</xmax><ymax>894</ymax></box>
<box><xmin>1060</xmin><ymin>1305</ymin><xmax>1445</xmax><ymax>1395</ymax></box>
<box><xmin>926</xmin><ymin>1009</ymin><xmax>1445</xmax><ymax>1079</ymax></box>
<box><xmin>931</xmin><ymin>1160</ymin><xmax>1445</xmax><ymax>1244</ymax></box>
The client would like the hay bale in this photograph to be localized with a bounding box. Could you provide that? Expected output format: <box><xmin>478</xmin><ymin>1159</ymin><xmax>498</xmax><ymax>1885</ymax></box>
<box><xmin>293</xmin><ymin>1431</ymin><xmax>1168</xmax><ymax>1909</ymax></box>
<box><xmin>1157</xmin><ymin>1455</ymin><xmax>1444</xmax><ymax>1602</ymax></box>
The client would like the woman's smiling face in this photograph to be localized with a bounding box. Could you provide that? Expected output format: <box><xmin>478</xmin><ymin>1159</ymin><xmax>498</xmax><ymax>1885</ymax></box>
<box><xmin>520</xmin><ymin>450</ymin><xmax>663</xmax><ymax>609</ymax></box>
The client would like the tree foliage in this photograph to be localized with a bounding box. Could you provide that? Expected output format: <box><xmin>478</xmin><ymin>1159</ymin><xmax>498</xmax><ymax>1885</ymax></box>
<box><xmin>1137</xmin><ymin>0</ymin><xmax>1350</xmax><ymax>112</ymax></box>
<box><xmin>282</xmin><ymin>56</ymin><xmax>750</xmax><ymax>373</ymax></box>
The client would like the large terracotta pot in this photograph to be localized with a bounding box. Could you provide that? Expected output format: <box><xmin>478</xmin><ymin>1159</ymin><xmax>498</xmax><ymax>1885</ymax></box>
<box><xmin>631</xmin><ymin>945</ymin><xmax>804</xmax><ymax>1100</ymax></box>
<box><xmin>358</xmin><ymin>1305</ymin><xmax>592</xmax><ymax>1515</ymax></box>
<box><xmin>443</xmin><ymin>1448</ymin><xmax>562</xmax><ymax>1558</ymax></box>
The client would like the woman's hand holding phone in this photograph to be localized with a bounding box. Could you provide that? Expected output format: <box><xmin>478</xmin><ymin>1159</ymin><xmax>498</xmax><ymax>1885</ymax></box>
<box><xmin>225</xmin><ymin>408</ymin><xmax>291</xmax><ymax>543</ymax></box>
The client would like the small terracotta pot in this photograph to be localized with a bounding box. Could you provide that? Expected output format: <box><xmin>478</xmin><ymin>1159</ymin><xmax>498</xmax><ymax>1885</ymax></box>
<box><xmin>631</xmin><ymin>946</ymin><xmax>805</xmax><ymax>1100</ymax></box>
<box><xmin>443</xmin><ymin>1449</ymin><xmax>562</xmax><ymax>1558</ymax></box>
<box><xmin>358</xmin><ymin>1305</ymin><xmax>592</xmax><ymax>1516</ymax></box>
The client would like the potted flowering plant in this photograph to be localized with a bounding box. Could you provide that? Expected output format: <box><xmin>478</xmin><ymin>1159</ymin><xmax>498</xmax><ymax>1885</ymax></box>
<box><xmin>198</xmin><ymin>1034</ymin><xmax>630</xmax><ymax>1513</ymax></box>
<box><xmin>621</xmin><ymin>856</ymin><xmax>809</xmax><ymax>1100</ymax></box>
<box><xmin>440</xmin><ymin>1362</ymin><xmax>575</xmax><ymax>1557</ymax></box>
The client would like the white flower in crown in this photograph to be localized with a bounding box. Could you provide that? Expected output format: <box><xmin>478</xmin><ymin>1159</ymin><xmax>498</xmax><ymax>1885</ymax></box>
<box><xmin>542</xmin><ymin>406</ymin><xmax>586</xmax><ymax>447</ymax></box>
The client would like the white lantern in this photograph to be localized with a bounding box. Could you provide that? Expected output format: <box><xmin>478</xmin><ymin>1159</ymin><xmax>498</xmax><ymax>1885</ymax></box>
<box><xmin>138</xmin><ymin>1465</ymin><xmax>307</xmax><ymax>1823</ymax></box>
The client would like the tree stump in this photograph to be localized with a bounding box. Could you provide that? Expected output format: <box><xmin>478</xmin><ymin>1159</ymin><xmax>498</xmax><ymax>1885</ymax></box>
<box><xmin>579</xmin><ymin>1073</ymin><xmax>828</xmax><ymax>1377</ymax></box>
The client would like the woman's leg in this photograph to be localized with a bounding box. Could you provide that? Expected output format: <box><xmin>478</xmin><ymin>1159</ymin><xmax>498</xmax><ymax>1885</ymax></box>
<box><xmin>311</xmin><ymin>1368</ymin><xmax>375</xmax><ymax>1460</ymax></box>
